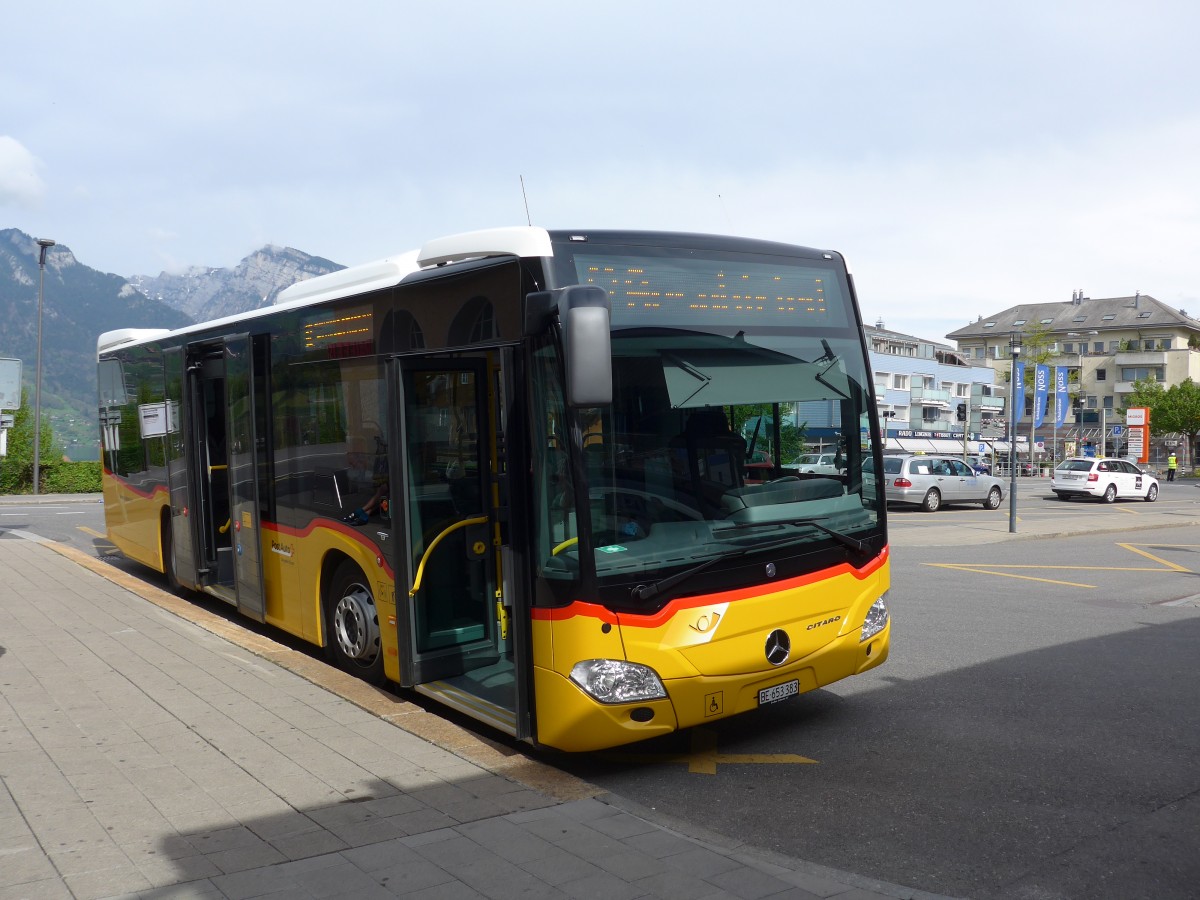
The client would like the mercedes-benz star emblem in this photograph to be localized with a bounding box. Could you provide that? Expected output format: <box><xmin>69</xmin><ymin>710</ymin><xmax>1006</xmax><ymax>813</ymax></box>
<box><xmin>765</xmin><ymin>629</ymin><xmax>791</xmax><ymax>666</ymax></box>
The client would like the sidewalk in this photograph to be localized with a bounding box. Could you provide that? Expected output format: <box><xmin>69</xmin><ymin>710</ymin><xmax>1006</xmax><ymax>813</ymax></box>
<box><xmin>0</xmin><ymin>531</ymin><xmax>940</xmax><ymax>900</ymax></box>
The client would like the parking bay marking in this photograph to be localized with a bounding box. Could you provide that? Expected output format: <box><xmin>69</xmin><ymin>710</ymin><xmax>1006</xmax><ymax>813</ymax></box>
<box><xmin>926</xmin><ymin>541</ymin><xmax>1199</xmax><ymax>588</ymax></box>
<box><xmin>601</xmin><ymin>727</ymin><xmax>817</xmax><ymax>775</ymax></box>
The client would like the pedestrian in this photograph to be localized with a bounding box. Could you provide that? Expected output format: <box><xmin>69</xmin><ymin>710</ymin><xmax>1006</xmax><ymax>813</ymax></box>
<box><xmin>1167</xmin><ymin>452</ymin><xmax>1178</xmax><ymax>482</ymax></box>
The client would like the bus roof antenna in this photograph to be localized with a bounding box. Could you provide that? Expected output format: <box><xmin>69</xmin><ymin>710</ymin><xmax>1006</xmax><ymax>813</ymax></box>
<box><xmin>520</xmin><ymin>175</ymin><xmax>532</xmax><ymax>226</ymax></box>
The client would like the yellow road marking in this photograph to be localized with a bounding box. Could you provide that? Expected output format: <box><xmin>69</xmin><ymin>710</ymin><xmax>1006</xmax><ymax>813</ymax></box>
<box><xmin>927</xmin><ymin>542</ymin><xmax>1200</xmax><ymax>588</ymax></box>
<box><xmin>77</xmin><ymin>525</ymin><xmax>109</xmax><ymax>540</ymax></box>
<box><xmin>926</xmin><ymin>564</ymin><xmax>1097</xmax><ymax>588</ymax></box>
<box><xmin>1116</xmin><ymin>542</ymin><xmax>1194</xmax><ymax>572</ymax></box>
<box><xmin>602</xmin><ymin>727</ymin><xmax>817</xmax><ymax>775</ymax></box>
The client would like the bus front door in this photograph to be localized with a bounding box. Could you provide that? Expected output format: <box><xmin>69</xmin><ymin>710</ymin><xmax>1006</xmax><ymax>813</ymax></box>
<box><xmin>396</xmin><ymin>352</ymin><xmax>518</xmax><ymax>736</ymax></box>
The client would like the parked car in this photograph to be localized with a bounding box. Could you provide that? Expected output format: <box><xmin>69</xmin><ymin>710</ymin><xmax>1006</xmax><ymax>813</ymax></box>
<box><xmin>1051</xmin><ymin>457</ymin><xmax>1159</xmax><ymax>503</ymax></box>
<box><xmin>743</xmin><ymin>449</ymin><xmax>775</xmax><ymax>482</ymax></box>
<box><xmin>866</xmin><ymin>454</ymin><xmax>1005</xmax><ymax>512</ymax></box>
<box><xmin>792</xmin><ymin>452</ymin><xmax>844</xmax><ymax>475</ymax></box>
<box><xmin>966</xmin><ymin>454</ymin><xmax>992</xmax><ymax>475</ymax></box>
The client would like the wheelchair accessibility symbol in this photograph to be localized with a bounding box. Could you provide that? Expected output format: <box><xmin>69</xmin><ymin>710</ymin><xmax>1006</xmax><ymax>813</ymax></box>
<box><xmin>704</xmin><ymin>691</ymin><xmax>724</xmax><ymax>717</ymax></box>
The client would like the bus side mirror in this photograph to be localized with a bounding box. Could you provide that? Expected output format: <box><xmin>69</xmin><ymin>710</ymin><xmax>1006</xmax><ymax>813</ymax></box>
<box><xmin>525</xmin><ymin>286</ymin><xmax>612</xmax><ymax>408</ymax></box>
<box><xmin>562</xmin><ymin>286</ymin><xmax>612</xmax><ymax>407</ymax></box>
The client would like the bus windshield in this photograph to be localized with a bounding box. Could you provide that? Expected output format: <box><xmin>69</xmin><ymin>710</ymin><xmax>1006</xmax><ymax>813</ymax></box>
<box><xmin>538</xmin><ymin>238</ymin><xmax>883</xmax><ymax>601</ymax></box>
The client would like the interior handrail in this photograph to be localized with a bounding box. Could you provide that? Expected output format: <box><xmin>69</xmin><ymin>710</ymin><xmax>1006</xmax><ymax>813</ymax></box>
<box><xmin>408</xmin><ymin>515</ymin><xmax>487</xmax><ymax>597</ymax></box>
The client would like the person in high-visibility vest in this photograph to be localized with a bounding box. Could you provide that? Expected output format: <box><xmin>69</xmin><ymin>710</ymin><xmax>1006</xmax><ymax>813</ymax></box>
<box><xmin>1167</xmin><ymin>453</ymin><xmax>1178</xmax><ymax>481</ymax></box>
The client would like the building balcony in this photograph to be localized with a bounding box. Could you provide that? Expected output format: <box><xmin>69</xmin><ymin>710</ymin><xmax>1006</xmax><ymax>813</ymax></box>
<box><xmin>1113</xmin><ymin>380</ymin><xmax>1166</xmax><ymax>394</ymax></box>
<box><xmin>910</xmin><ymin>387</ymin><xmax>951</xmax><ymax>405</ymax></box>
<box><xmin>1114</xmin><ymin>349</ymin><xmax>1169</xmax><ymax>366</ymax></box>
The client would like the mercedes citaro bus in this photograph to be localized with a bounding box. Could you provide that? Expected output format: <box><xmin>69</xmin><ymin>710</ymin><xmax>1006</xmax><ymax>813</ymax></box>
<box><xmin>98</xmin><ymin>226</ymin><xmax>890</xmax><ymax>751</ymax></box>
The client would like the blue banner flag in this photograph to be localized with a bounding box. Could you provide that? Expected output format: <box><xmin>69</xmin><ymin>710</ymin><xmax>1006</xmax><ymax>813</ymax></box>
<box><xmin>1012</xmin><ymin>361</ymin><xmax>1026</xmax><ymax>423</ymax></box>
<box><xmin>1054</xmin><ymin>366</ymin><xmax>1069</xmax><ymax>428</ymax></box>
<box><xmin>1033</xmin><ymin>364</ymin><xmax>1050</xmax><ymax>429</ymax></box>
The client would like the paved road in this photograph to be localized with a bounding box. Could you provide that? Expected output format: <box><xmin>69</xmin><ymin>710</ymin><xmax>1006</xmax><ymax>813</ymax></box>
<box><xmin>1</xmin><ymin>522</ymin><xmax>922</xmax><ymax>900</ymax></box>
<box><xmin>4</xmin><ymin>487</ymin><xmax>1200</xmax><ymax>898</ymax></box>
<box><xmin>554</xmin><ymin>482</ymin><xmax>1200</xmax><ymax>898</ymax></box>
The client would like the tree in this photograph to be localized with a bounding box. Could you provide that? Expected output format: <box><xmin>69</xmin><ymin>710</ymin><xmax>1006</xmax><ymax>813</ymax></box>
<box><xmin>1121</xmin><ymin>377</ymin><xmax>1200</xmax><ymax>464</ymax></box>
<box><xmin>0</xmin><ymin>388</ymin><xmax>60</xmax><ymax>494</ymax></box>
<box><xmin>731</xmin><ymin>404</ymin><xmax>808</xmax><ymax>465</ymax></box>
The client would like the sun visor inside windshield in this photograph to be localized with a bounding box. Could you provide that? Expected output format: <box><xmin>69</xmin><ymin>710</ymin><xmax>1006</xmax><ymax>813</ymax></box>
<box><xmin>661</xmin><ymin>348</ymin><xmax>853</xmax><ymax>408</ymax></box>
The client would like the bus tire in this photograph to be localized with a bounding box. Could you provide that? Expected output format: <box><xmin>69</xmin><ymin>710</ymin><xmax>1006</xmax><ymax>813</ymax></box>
<box><xmin>162</xmin><ymin>523</ymin><xmax>183</xmax><ymax>595</ymax></box>
<box><xmin>324</xmin><ymin>560</ymin><xmax>385</xmax><ymax>685</ymax></box>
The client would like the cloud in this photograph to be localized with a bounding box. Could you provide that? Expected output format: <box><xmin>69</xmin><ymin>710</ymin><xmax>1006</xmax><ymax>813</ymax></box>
<box><xmin>0</xmin><ymin>137</ymin><xmax>46</xmax><ymax>207</ymax></box>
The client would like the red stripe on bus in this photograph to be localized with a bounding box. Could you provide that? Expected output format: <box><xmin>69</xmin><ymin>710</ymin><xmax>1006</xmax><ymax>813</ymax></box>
<box><xmin>263</xmin><ymin>519</ymin><xmax>395</xmax><ymax>579</ymax></box>
<box><xmin>104</xmin><ymin>471</ymin><xmax>168</xmax><ymax>502</ymax></box>
<box><xmin>531</xmin><ymin>546</ymin><xmax>888</xmax><ymax>628</ymax></box>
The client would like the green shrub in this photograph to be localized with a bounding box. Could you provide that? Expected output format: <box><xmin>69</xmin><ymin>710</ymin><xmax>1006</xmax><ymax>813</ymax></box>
<box><xmin>42</xmin><ymin>460</ymin><xmax>103</xmax><ymax>493</ymax></box>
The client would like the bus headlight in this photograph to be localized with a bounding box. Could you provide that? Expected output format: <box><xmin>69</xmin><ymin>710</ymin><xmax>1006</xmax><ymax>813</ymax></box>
<box><xmin>569</xmin><ymin>659</ymin><xmax>667</xmax><ymax>704</ymax></box>
<box><xmin>860</xmin><ymin>595</ymin><xmax>889</xmax><ymax>642</ymax></box>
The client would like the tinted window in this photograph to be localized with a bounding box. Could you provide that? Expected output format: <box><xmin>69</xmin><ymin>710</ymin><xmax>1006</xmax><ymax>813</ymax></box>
<box><xmin>883</xmin><ymin>458</ymin><xmax>903</xmax><ymax>474</ymax></box>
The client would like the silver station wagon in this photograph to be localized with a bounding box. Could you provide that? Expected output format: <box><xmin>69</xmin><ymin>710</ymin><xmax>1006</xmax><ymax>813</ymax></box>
<box><xmin>867</xmin><ymin>454</ymin><xmax>1006</xmax><ymax>512</ymax></box>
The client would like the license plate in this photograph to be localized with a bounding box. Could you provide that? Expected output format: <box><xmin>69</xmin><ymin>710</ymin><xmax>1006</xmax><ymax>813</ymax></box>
<box><xmin>758</xmin><ymin>680</ymin><xmax>799</xmax><ymax>705</ymax></box>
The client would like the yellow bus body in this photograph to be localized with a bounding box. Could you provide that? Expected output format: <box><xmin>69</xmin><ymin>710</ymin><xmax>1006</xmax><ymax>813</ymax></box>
<box><xmin>102</xmin><ymin>471</ymin><xmax>403</xmax><ymax>682</ymax></box>
<box><xmin>532</xmin><ymin>550</ymin><xmax>890</xmax><ymax>752</ymax></box>
<box><xmin>101</xmin><ymin>475</ymin><xmax>168</xmax><ymax>572</ymax></box>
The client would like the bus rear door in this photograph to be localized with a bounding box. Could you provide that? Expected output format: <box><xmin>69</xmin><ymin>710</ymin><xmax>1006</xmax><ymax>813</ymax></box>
<box><xmin>168</xmin><ymin>335</ymin><xmax>266</xmax><ymax>622</ymax></box>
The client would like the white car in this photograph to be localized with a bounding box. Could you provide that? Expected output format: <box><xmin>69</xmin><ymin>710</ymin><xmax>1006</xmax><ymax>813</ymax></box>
<box><xmin>792</xmin><ymin>452</ymin><xmax>844</xmax><ymax>475</ymax></box>
<box><xmin>1051</xmin><ymin>457</ymin><xmax>1159</xmax><ymax>503</ymax></box>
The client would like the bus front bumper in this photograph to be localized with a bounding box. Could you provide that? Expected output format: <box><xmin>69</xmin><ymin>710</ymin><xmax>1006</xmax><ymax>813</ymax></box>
<box><xmin>532</xmin><ymin>621</ymin><xmax>889</xmax><ymax>753</ymax></box>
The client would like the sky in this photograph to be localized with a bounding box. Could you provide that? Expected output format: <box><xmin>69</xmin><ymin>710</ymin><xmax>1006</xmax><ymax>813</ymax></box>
<box><xmin>3</xmin><ymin>1</ymin><xmax>1199</xmax><ymax>342</ymax></box>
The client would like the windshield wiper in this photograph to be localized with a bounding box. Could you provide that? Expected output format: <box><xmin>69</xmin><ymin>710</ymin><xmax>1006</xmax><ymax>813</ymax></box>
<box><xmin>630</xmin><ymin>533</ymin><xmax>816</xmax><ymax>602</ymax></box>
<box><xmin>727</xmin><ymin>518</ymin><xmax>872</xmax><ymax>556</ymax></box>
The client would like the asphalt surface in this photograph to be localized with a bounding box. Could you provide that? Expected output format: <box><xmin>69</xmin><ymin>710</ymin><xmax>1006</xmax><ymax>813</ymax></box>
<box><xmin>3</xmin><ymin>484</ymin><xmax>1199</xmax><ymax>898</ymax></box>
<box><xmin>0</xmin><ymin>494</ymin><xmax>927</xmax><ymax>900</ymax></box>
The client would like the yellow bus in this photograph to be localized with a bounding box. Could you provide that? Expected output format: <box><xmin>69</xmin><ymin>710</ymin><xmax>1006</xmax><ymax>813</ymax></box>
<box><xmin>97</xmin><ymin>227</ymin><xmax>890</xmax><ymax>752</ymax></box>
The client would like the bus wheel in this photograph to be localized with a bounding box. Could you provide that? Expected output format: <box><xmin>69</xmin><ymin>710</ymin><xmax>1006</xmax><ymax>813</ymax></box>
<box><xmin>163</xmin><ymin>525</ymin><xmax>183</xmax><ymax>594</ymax></box>
<box><xmin>325</xmin><ymin>561</ymin><xmax>385</xmax><ymax>685</ymax></box>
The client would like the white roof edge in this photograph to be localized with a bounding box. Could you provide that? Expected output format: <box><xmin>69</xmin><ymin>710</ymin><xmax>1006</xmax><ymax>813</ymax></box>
<box><xmin>97</xmin><ymin>328</ymin><xmax>173</xmax><ymax>355</ymax></box>
<box><xmin>98</xmin><ymin>227</ymin><xmax>557</xmax><ymax>355</ymax></box>
<box><xmin>274</xmin><ymin>250</ymin><xmax>421</xmax><ymax>306</ymax></box>
<box><xmin>417</xmin><ymin>226</ymin><xmax>553</xmax><ymax>267</ymax></box>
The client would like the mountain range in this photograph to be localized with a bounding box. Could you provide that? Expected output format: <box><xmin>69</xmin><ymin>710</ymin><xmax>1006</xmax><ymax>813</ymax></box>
<box><xmin>0</xmin><ymin>228</ymin><xmax>345</xmax><ymax>460</ymax></box>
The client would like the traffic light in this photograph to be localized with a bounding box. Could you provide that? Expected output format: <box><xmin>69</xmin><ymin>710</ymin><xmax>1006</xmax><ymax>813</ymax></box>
<box><xmin>956</xmin><ymin>403</ymin><xmax>966</xmax><ymax>422</ymax></box>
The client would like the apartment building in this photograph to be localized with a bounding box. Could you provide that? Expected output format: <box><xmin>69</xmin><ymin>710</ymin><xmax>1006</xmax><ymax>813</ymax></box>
<box><xmin>865</xmin><ymin>321</ymin><xmax>1002</xmax><ymax>454</ymax></box>
<box><xmin>945</xmin><ymin>292</ymin><xmax>1200</xmax><ymax>460</ymax></box>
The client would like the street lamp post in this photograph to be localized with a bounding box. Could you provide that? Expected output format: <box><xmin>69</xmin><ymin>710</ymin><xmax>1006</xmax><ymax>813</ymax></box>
<box><xmin>1009</xmin><ymin>331</ymin><xmax>1022</xmax><ymax>534</ymax></box>
<box><xmin>1066</xmin><ymin>330</ymin><xmax>1099</xmax><ymax>456</ymax></box>
<box><xmin>34</xmin><ymin>237</ymin><xmax>55</xmax><ymax>496</ymax></box>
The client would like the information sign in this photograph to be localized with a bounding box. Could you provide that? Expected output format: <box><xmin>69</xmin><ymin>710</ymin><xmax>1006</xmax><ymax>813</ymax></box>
<box><xmin>0</xmin><ymin>358</ymin><xmax>21</xmax><ymax>410</ymax></box>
